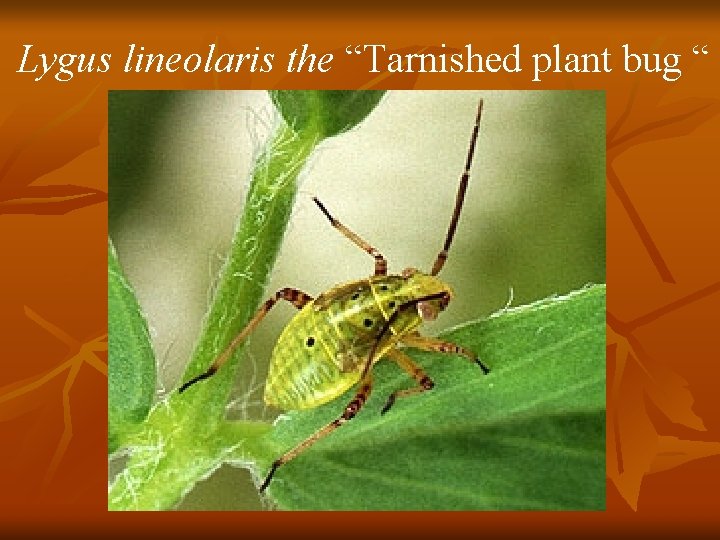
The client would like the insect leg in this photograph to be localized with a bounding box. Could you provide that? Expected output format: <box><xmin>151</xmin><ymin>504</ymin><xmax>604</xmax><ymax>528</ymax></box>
<box><xmin>259</xmin><ymin>294</ymin><xmax>451</xmax><ymax>490</ymax></box>
<box><xmin>258</xmin><ymin>293</ymin><xmax>440</xmax><ymax>490</ymax></box>
<box><xmin>178</xmin><ymin>287</ymin><xmax>313</xmax><ymax>393</ymax></box>
<box><xmin>401</xmin><ymin>331</ymin><xmax>490</xmax><ymax>375</ymax></box>
<box><xmin>380</xmin><ymin>348</ymin><xmax>435</xmax><ymax>415</ymax></box>
<box><xmin>312</xmin><ymin>197</ymin><xmax>388</xmax><ymax>276</ymax></box>
<box><xmin>431</xmin><ymin>99</ymin><xmax>484</xmax><ymax>276</ymax></box>
<box><xmin>259</xmin><ymin>375</ymin><xmax>373</xmax><ymax>492</ymax></box>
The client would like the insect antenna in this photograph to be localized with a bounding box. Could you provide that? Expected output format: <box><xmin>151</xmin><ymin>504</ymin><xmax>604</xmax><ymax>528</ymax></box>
<box><xmin>430</xmin><ymin>99</ymin><xmax>484</xmax><ymax>276</ymax></box>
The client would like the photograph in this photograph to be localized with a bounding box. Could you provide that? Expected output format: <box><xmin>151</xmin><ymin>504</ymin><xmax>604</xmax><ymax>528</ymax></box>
<box><xmin>108</xmin><ymin>90</ymin><xmax>606</xmax><ymax>511</ymax></box>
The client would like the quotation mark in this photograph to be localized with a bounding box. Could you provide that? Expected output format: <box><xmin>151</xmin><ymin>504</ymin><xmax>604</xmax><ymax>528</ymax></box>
<box><xmin>345</xmin><ymin>45</ymin><xmax>363</xmax><ymax>55</ymax></box>
<box><xmin>692</xmin><ymin>45</ymin><xmax>709</xmax><ymax>55</ymax></box>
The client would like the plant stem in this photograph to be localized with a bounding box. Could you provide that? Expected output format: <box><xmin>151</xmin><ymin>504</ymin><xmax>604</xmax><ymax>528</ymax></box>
<box><xmin>180</xmin><ymin>121</ymin><xmax>320</xmax><ymax>428</ymax></box>
<box><xmin>108</xmin><ymin>119</ymin><xmax>319</xmax><ymax>510</ymax></box>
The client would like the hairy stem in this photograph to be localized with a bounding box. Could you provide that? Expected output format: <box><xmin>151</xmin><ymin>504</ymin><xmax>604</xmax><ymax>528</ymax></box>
<box><xmin>109</xmin><ymin>119</ymin><xmax>319</xmax><ymax>511</ymax></box>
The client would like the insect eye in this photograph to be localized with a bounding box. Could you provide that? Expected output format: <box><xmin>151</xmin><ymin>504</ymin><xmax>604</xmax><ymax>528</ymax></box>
<box><xmin>388</xmin><ymin>301</ymin><xmax>396</xmax><ymax>309</ymax></box>
<box><xmin>306</xmin><ymin>337</ymin><xmax>315</xmax><ymax>347</ymax></box>
<box><xmin>363</xmin><ymin>318</ymin><xmax>373</xmax><ymax>328</ymax></box>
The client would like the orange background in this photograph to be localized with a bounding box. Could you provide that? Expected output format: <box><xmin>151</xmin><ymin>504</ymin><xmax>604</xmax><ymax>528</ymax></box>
<box><xmin>1</xmin><ymin>4</ymin><xmax>720</xmax><ymax>535</ymax></box>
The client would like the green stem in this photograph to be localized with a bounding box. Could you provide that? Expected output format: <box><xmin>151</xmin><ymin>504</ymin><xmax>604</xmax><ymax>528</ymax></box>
<box><xmin>108</xmin><ymin>121</ymin><xmax>319</xmax><ymax>511</ymax></box>
<box><xmin>108</xmin><ymin>416</ymin><xmax>272</xmax><ymax>511</ymax></box>
<box><xmin>180</xmin><ymin>122</ymin><xmax>320</xmax><ymax>429</ymax></box>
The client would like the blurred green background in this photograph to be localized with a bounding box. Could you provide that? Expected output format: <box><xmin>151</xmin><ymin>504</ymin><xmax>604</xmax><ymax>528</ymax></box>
<box><xmin>109</xmin><ymin>90</ymin><xmax>605</xmax><ymax>509</ymax></box>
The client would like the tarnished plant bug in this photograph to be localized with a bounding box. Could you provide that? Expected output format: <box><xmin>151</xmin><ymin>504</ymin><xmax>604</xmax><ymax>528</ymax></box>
<box><xmin>179</xmin><ymin>98</ymin><xmax>490</xmax><ymax>492</ymax></box>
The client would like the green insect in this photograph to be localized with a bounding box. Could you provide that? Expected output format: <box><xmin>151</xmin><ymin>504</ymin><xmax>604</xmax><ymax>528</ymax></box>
<box><xmin>179</xmin><ymin>99</ymin><xmax>490</xmax><ymax>492</ymax></box>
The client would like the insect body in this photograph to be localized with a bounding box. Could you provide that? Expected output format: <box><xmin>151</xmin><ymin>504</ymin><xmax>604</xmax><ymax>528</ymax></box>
<box><xmin>265</xmin><ymin>272</ymin><xmax>452</xmax><ymax>410</ymax></box>
<box><xmin>179</xmin><ymin>98</ymin><xmax>489</xmax><ymax>492</ymax></box>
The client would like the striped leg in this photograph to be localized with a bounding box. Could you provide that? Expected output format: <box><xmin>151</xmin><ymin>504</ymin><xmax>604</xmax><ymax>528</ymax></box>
<box><xmin>178</xmin><ymin>287</ymin><xmax>313</xmax><ymax>393</ymax></box>
<box><xmin>380</xmin><ymin>349</ymin><xmax>435</xmax><ymax>415</ymax></box>
<box><xmin>313</xmin><ymin>197</ymin><xmax>388</xmax><ymax>276</ymax></box>
<box><xmin>259</xmin><ymin>375</ymin><xmax>373</xmax><ymax>492</ymax></box>
<box><xmin>402</xmin><ymin>331</ymin><xmax>490</xmax><ymax>375</ymax></box>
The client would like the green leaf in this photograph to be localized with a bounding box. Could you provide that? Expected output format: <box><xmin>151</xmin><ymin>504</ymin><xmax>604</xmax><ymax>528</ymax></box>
<box><xmin>108</xmin><ymin>238</ymin><xmax>156</xmax><ymax>453</ymax></box>
<box><xmin>108</xmin><ymin>91</ymin><xmax>178</xmax><ymax>226</ymax></box>
<box><xmin>270</xmin><ymin>90</ymin><xmax>385</xmax><ymax>138</ymax></box>
<box><xmin>256</xmin><ymin>284</ymin><xmax>606</xmax><ymax>510</ymax></box>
